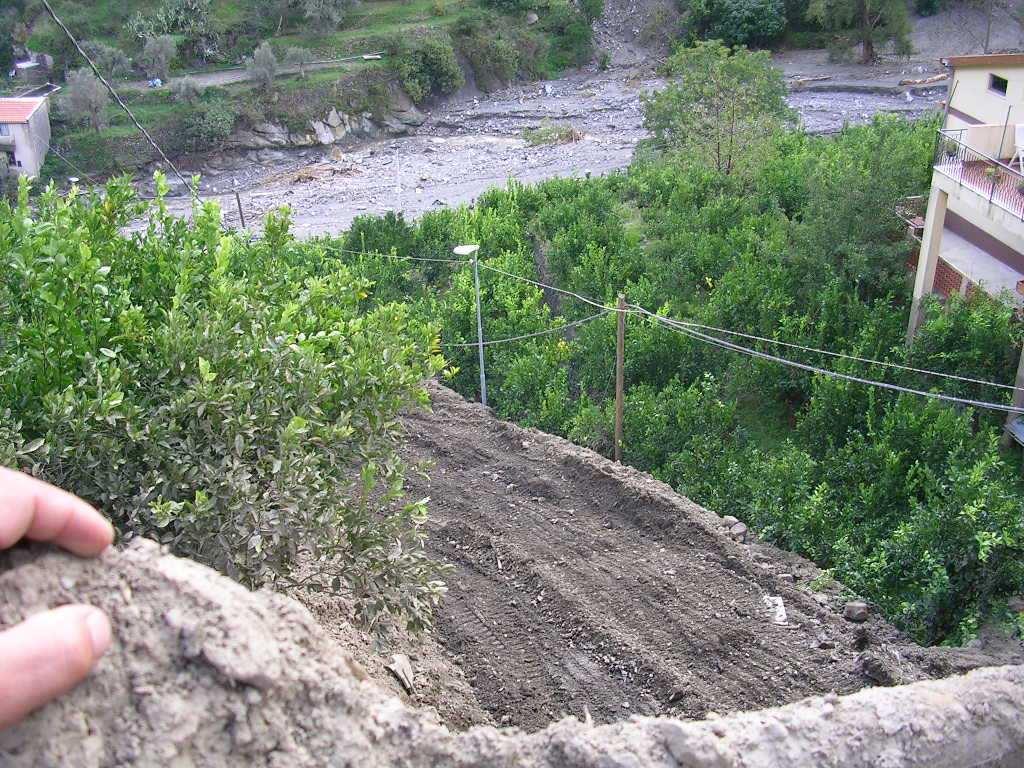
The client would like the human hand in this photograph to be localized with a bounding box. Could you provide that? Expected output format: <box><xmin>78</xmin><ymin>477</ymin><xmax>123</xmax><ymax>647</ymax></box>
<box><xmin>0</xmin><ymin>468</ymin><xmax>115</xmax><ymax>730</ymax></box>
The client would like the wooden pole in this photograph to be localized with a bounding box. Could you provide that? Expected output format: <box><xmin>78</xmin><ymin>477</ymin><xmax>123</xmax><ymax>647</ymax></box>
<box><xmin>614</xmin><ymin>293</ymin><xmax>625</xmax><ymax>463</ymax></box>
<box><xmin>234</xmin><ymin>191</ymin><xmax>246</xmax><ymax>229</ymax></box>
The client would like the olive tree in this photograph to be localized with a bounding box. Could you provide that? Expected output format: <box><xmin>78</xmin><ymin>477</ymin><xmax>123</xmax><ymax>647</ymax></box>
<box><xmin>246</xmin><ymin>41</ymin><xmax>279</xmax><ymax>88</ymax></box>
<box><xmin>171</xmin><ymin>75</ymin><xmax>202</xmax><ymax>103</ymax></box>
<box><xmin>302</xmin><ymin>0</ymin><xmax>357</xmax><ymax>25</ymax></box>
<box><xmin>285</xmin><ymin>46</ymin><xmax>314</xmax><ymax>78</ymax></box>
<box><xmin>641</xmin><ymin>41</ymin><xmax>794</xmax><ymax>175</ymax></box>
<box><xmin>141</xmin><ymin>35</ymin><xmax>177</xmax><ymax>80</ymax></box>
<box><xmin>63</xmin><ymin>69</ymin><xmax>110</xmax><ymax>132</ymax></box>
<box><xmin>81</xmin><ymin>41</ymin><xmax>132</xmax><ymax>79</ymax></box>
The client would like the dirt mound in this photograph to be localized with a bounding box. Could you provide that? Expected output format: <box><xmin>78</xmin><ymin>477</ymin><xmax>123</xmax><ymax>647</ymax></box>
<box><xmin>403</xmin><ymin>383</ymin><xmax>1023</xmax><ymax>731</ymax></box>
<box><xmin>2</xmin><ymin>539</ymin><xmax>1024</xmax><ymax>768</ymax></box>
<box><xmin>294</xmin><ymin>569</ymin><xmax>493</xmax><ymax>730</ymax></box>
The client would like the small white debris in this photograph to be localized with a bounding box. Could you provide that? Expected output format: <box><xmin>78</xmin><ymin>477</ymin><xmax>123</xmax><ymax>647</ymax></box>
<box><xmin>763</xmin><ymin>594</ymin><xmax>788</xmax><ymax>626</ymax></box>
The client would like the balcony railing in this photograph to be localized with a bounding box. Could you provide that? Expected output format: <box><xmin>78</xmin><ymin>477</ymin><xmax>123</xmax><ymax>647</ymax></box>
<box><xmin>934</xmin><ymin>128</ymin><xmax>1024</xmax><ymax>221</ymax></box>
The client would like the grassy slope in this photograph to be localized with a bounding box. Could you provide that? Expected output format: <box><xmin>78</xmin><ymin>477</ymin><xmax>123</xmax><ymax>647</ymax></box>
<box><xmin>30</xmin><ymin>0</ymin><xmax>477</xmax><ymax>68</ymax></box>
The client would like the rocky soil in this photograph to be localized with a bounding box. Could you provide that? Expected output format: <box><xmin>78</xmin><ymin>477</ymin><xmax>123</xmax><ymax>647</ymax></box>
<box><xmin>401</xmin><ymin>383</ymin><xmax>1023</xmax><ymax>732</ymax></box>
<box><xmin>1</xmin><ymin>390</ymin><xmax>1023</xmax><ymax>766</ymax></box>
<box><xmin>159</xmin><ymin>60</ymin><xmax>945</xmax><ymax>236</ymax></box>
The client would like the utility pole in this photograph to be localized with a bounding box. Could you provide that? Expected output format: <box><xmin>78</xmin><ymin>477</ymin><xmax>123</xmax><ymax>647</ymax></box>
<box><xmin>454</xmin><ymin>244</ymin><xmax>487</xmax><ymax>407</ymax></box>
<box><xmin>614</xmin><ymin>293</ymin><xmax>626</xmax><ymax>462</ymax></box>
<box><xmin>473</xmin><ymin>255</ymin><xmax>487</xmax><ymax>407</ymax></box>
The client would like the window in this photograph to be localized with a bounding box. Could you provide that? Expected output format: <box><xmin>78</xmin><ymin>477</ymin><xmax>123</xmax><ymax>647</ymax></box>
<box><xmin>0</xmin><ymin>124</ymin><xmax>9</xmax><ymax>136</ymax></box>
<box><xmin>990</xmin><ymin>74</ymin><xmax>1009</xmax><ymax>96</ymax></box>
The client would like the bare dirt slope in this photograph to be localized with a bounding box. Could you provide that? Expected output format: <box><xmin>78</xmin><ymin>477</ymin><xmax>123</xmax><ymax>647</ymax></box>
<box><xmin>402</xmin><ymin>383</ymin><xmax>1021</xmax><ymax>732</ymax></box>
<box><xmin>4</xmin><ymin>540</ymin><xmax>1023</xmax><ymax>767</ymax></box>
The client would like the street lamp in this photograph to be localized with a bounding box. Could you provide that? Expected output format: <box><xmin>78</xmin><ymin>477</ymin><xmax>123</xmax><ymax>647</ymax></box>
<box><xmin>454</xmin><ymin>244</ymin><xmax>487</xmax><ymax>407</ymax></box>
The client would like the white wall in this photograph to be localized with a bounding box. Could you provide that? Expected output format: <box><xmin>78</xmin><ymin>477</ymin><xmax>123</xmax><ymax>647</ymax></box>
<box><xmin>950</xmin><ymin>66</ymin><xmax>1024</xmax><ymax>126</ymax></box>
<box><xmin>1</xmin><ymin>101</ymin><xmax>50</xmax><ymax>177</ymax></box>
<box><xmin>932</xmin><ymin>168</ymin><xmax>1024</xmax><ymax>254</ymax></box>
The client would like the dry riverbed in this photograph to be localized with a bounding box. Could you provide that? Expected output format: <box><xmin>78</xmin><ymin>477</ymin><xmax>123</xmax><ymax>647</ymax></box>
<box><xmin>156</xmin><ymin>60</ymin><xmax>945</xmax><ymax>236</ymax></box>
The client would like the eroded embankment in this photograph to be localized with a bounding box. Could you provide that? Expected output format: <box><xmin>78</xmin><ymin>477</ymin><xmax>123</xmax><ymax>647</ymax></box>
<box><xmin>1</xmin><ymin>539</ymin><xmax>1023</xmax><ymax>768</ymax></box>
<box><xmin>402</xmin><ymin>383</ymin><xmax>1022</xmax><ymax>730</ymax></box>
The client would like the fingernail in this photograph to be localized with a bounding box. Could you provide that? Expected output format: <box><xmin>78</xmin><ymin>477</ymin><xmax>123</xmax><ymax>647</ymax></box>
<box><xmin>85</xmin><ymin>610</ymin><xmax>112</xmax><ymax>656</ymax></box>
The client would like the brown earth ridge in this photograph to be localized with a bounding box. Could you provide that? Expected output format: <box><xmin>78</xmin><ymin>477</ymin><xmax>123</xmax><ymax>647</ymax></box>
<box><xmin>405</xmin><ymin>383</ymin><xmax>1023</xmax><ymax>730</ymax></box>
<box><xmin>1</xmin><ymin>383</ymin><xmax>1022</xmax><ymax>767</ymax></box>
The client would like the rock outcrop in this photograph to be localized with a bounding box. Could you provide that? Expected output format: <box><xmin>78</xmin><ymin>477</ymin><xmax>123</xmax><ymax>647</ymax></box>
<box><xmin>2</xmin><ymin>541</ymin><xmax>1023</xmax><ymax>768</ymax></box>
<box><xmin>226</xmin><ymin>86</ymin><xmax>426</xmax><ymax>151</ymax></box>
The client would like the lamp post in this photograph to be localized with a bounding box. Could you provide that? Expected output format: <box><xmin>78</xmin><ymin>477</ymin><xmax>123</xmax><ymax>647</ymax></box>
<box><xmin>453</xmin><ymin>244</ymin><xmax>486</xmax><ymax>406</ymax></box>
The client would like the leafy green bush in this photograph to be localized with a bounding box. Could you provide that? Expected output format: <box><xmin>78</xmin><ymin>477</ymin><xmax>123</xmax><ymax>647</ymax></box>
<box><xmin>182</xmin><ymin>99</ymin><xmax>238</xmax><ymax>151</ymax></box>
<box><xmin>522</xmin><ymin>119</ymin><xmax>582</xmax><ymax>145</ymax></box>
<box><xmin>453</xmin><ymin>17</ymin><xmax>520</xmax><ymax>90</ymax></box>
<box><xmin>0</xmin><ymin>177</ymin><xmax>447</xmax><ymax>632</ymax></box>
<box><xmin>683</xmin><ymin>0</ymin><xmax>787</xmax><ymax>46</ymax></box>
<box><xmin>480</xmin><ymin>0</ymin><xmax>538</xmax><ymax>12</ymax></box>
<box><xmin>579</xmin><ymin>0</ymin><xmax>605</xmax><ymax>22</ymax></box>
<box><xmin>539</xmin><ymin>0</ymin><xmax>594</xmax><ymax>69</ymax></box>
<box><xmin>390</xmin><ymin>33</ymin><xmax>465</xmax><ymax>104</ymax></box>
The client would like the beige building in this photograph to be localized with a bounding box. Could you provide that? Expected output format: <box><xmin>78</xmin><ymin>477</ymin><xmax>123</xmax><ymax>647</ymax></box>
<box><xmin>907</xmin><ymin>53</ymin><xmax>1024</xmax><ymax>440</ymax></box>
<box><xmin>0</xmin><ymin>97</ymin><xmax>51</xmax><ymax>178</ymax></box>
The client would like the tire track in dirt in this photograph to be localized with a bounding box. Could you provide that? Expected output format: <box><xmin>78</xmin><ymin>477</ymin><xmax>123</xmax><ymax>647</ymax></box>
<box><xmin>401</xmin><ymin>383</ymin><xmax>1017</xmax><ymax>732</ymax></box>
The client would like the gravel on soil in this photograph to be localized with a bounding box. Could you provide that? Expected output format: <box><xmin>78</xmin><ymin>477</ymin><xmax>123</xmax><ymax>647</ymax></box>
<box><xmin>401</xmin><ymin>383</ymin><xmax>1023</xmax><ymax>731</ymax></box>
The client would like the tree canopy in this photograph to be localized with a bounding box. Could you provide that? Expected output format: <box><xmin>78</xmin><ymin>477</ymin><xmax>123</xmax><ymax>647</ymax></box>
<box><xmin>806</xmin><ymin>0</ymin><xmax>911</xmax><ymax>63</ymax></box>
<box><xmin>641</xmin><ymin>41</ymin><xmax>794</xmax><ymax>175</ymax></box>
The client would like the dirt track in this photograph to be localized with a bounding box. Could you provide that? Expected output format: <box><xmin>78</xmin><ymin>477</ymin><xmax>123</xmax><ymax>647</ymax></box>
<box><xmin>400</xmin><ymin>383</ymin><xmax>1017</xmax><ymax>732</ymax></box>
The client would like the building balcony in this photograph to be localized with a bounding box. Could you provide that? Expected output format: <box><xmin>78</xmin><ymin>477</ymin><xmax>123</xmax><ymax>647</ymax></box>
<box><xmin>934</xmin><ymin>127</ymin><xmax>1024</xmax><ymax>221</ymax></box>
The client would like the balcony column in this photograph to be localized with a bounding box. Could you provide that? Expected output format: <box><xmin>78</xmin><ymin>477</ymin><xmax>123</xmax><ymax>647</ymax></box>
<box><xmin>1001</xmin><ymin>345</ymin><xmax>1024</xmax><ymax>449</ymax></box>
<box><xmin>906</xmin><ymin>186</ymin><xmax>949</xmax><ymax>345</ymax></box>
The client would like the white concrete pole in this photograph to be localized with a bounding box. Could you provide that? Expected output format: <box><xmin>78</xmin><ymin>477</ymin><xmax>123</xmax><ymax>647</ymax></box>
<box><xmin>1001</xmin><ymin>344</ymin><xmax>1024</xmax><ymax>448</ymax></box>
<box><xmin>472</xmin><ymin>255</ymin><xmax>487</xmax><ymax>407</ymax></box>
<box><xmin>906</xmin><ymin>186</ymin><xmax>949</xmax><ymax>345</ymax></box>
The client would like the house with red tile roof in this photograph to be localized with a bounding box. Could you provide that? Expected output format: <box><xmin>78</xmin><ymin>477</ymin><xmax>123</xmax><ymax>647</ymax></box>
<box><xmin>0</xmin><ymin>97</ymin><xmax>51</xmax><ymax>178</ymax></box>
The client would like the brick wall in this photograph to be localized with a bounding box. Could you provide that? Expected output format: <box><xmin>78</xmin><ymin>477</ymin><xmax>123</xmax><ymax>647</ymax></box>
<box><xmin>933</xmin><ymin>258</ymin><xmax>964</xmax><ymax>297</ymax></box>
<box><xmin>906</xmin><ymin>247</ymin><xmax>970</xmax><ymax>298</ymax></box>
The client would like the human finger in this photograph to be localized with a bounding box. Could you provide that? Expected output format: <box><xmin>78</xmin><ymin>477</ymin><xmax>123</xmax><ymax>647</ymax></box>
<box><xmin>0</xmin><ymin>468</ymin><xmax>114</xmax><ymax>556</ymax></box>
<box><xmin>0</xmin><ymin>604</ymin><xmax>112</xmax><ymax>730</ymax></box>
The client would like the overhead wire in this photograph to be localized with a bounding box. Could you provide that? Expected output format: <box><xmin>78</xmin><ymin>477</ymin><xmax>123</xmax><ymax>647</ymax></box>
<box><xmin>442</xmin><ymin>310</ymin><xmax>609</xmax><ymax>348</ymax></box>
<box><xmin>456</xmin><ymin>264</ymin><xmax>1023</xmax><ymax>414</ymax></box>
<box><xmin>635</xmin><ymin>307</ymin><xmax>1024</xmax><ymax>416</ymax></box>
<box><xmin>479</xmin><ymin>262</ymin><xmax>622</xmax><ymax>312</ymax></box>
<box><xmin>40</xmin><ymin>0</ymin><xmax>194</xmax><ymax>193</ymax></box>
<box><xmin>45</xmin><ymin>143</ymin><xmax>100</xmax><ymax>186</ymax></box>
<box><xmin>629</xmin><ymin>306</ymin><xmax>1024</xmax><ymax>393</ymax></box>
<box><xmin>316</xmin><ymin>242</ymin><xmax>466</xmax><ymax>263</ymax></box>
